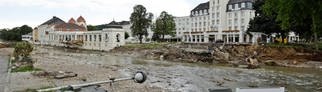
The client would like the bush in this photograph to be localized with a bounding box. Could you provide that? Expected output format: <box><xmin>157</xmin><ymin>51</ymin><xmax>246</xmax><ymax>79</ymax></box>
<box><xmin>14</xmin><ymin>41</ymin><xmax>33</xmax><ymax>58</ymax></box>
<box><xmin>125</xmin><ymin>32</ymin><xmax>130</xmax><ymax>39</ymax></box>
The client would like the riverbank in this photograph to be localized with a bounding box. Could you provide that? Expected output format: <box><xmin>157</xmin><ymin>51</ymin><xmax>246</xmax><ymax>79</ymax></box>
<box><xmin>110</xmin><ymin>43</ymin><xmax>322</xmax><ymax>69</ymax></box>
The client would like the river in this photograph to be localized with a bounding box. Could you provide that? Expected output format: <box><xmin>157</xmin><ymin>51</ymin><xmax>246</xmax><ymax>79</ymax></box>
<box><xmin>28</xmin><ymin>46</ymin><xmax>322</xmax><ymax>92</ymax></box>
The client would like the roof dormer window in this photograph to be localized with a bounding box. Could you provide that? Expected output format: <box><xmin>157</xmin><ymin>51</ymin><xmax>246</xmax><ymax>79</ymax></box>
<box><xmin>235</xmin><ymin>4</ymin><xmax>238</xmax><ymax>10</ymax></box>
<box><xmin>200</xmin><ymin>10</ymin><xmax>203</xmax><ymax>15</ymax></box>
<box><xmin>229</xmin><ymin>5</ymin><xmax>233</xmax><ymax>10</ymax></box>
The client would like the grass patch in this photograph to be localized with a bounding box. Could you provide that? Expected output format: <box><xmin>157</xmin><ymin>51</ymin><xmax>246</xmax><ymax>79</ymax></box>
<box><xmin>318</xmin><ymin>42</ymin><xmax>322</xmax><ymax>50</ymax></box>
<box><xmin>265</xmin><ymin>43</ymin><xmax>308</xmax><ymax>48</ymax></box>
<box><xmin>124</xmin><ymin>43</ymin><xmax>166</xmax><ymax>49</ymax></box>
<box><xmin>265</xmin><ymin>42</ymin><xmax>322</xmax><ymax>51</ymax></box>
<box><xmin>12</xmin><ymin>65</ymin><xmax>42</xmax><ymax>73</ymax></box>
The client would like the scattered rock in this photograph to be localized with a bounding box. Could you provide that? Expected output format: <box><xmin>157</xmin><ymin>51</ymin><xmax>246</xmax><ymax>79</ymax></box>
<box><xmin>248</xmin><ymin>81</ymin><xmax>259</xmax><ymax>88</ymax></box>
<box><xmin>246</xmin><ymin>57</ymin><xmax>260</xmax><ymax>69</ymax></box>
<box><xmin>223</xmin><ymin>77</ymin><xmax>235</xmax><ymax>82</ymax></box>
<box><xmin>54</xmin><ymin>71</ymin><xmax>78</xmax><ymax>79</ymax></box>
<box><xmin>264</xmin><ymin>60</ymin><xmax>278</xmax><ymax>66</ymax></box>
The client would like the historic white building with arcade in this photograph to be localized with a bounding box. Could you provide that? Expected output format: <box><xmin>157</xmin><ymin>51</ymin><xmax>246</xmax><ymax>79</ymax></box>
<box><xmin>33</xmin><ymin>16</ymin><xmax>125</xmax><ymax>51</ymax></box>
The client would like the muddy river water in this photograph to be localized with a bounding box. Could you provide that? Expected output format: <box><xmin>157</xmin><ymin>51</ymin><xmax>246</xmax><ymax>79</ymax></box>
<box><xmin>33</xmin><ymin>46</ymin><xmax>322</xmax><ymax>92</ymax></box>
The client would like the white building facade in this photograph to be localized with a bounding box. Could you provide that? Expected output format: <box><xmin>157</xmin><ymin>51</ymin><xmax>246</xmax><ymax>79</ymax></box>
<box><xmin>33</xmin><ymin>16</ymin><xmax>125</xmax><ymax>51</ymax></box>
<box><xmin>174</xmin><ymin>0</ymin><xmax>255</xmax><ymax>43</ymax></box>
<box><xmin>47</xmin><ymin>28</ymin><xmax>125</xmax><ymax>51</ymax></box>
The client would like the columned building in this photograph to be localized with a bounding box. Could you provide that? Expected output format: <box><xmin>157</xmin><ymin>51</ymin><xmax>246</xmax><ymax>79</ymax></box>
<box><xmin>33</xmin><ymin>16</ymin><xmax>125</xmax><ymax>51</ymax></box>
<box><xmin>174</xmin><ymin>0</ymin><xmax>255</xmax><ymax>43</ymax></box>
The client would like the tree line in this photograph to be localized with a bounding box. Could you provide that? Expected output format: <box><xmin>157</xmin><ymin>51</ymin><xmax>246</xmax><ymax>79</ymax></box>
<box><xmin>130</xmin><ymin>5</ymin><xmax>176</xmax><ymax>43</ymax></box>
<box><xmin>247</xmin><ymin>0</ymin><xmax>322</xmax><ymax>46</ymax></box>
<box><xmin>0</xmin><ymin>25</ymin><xmax>33</xmax><ymax>41</ymax></box>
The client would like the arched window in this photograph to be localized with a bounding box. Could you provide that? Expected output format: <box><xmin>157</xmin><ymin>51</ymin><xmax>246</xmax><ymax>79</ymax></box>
<box><xmin>116</xmin><ymin>33</ymin><xmax>120</xmax><ymax>42</ymax></box>
<box><xmin>105</xmin><ymin>33</ymin><xmax>109</xmax><ymax>42</ymax></box>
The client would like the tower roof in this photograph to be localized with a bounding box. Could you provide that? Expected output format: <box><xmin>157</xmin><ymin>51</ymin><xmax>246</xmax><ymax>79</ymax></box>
<box><xmin>77</xmin><ymin>16</ymin><xmax>86</xmax><ymax>22</ymax></box>
<box><xmin>68</xmin><ymin>18</ymin><xmax>76</xmax><ymax>24</ymax></box>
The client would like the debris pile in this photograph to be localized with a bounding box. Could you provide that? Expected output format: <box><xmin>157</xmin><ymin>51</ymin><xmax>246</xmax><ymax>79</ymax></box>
<box><xmin>32</xmin><ymin>71</ymin><xmax>77</xmax><ymax>79</ymax></box>
<box><xmin>110</xmin><ymin>43</ymin><xmax>322</xmax><ymax>68</ymax></box>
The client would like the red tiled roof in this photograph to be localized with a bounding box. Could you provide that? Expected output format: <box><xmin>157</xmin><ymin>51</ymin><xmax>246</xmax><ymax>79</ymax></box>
<box><xmin>68</xmin><ymin>18</ymin><xmax>76</xmax><ymax>24</ymax></box>
<box><xmin>54</xmin><ymin>23</ymin><xmax>86</xmax><ymax>31</ymax></box>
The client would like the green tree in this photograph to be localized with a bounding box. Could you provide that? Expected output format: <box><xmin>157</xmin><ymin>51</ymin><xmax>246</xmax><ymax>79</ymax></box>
<box><xmin>247</xmin><ymin>0</ymin><xmax>284</xmax><ymax>43</ymax></box>
<box><xmin>125</xmin><ymin>32</ymin><xmax>130</xmax><ymax>39</ymax></box>
<box><xmin>263</xmin><ymin>0</ymin><xmax>322</xmax><ymax>49</ymax></box>
<box><xmin>152</xmin><ymin>11</ymin><xmax>176</xmax><ymax>41</ymax></box>
<box><xmin>87</xmin><ymin>25</ymin><xmax>98</xmax><ymax>31</ymax></box>
<box><xmin>0</xmin><ymin>25</ymin><xmax>33</xmax><ymax>41</ymax></box>
<box><xmin>130</xmin><ymin>5</ymin><xmax>153</xmax><ymax>44</ymax></box>
<box><xmin>20</xmin><ymin>25</ymin><xmax>33</xmax><ymax>35</ymax></box>
<box><xmin>14</xmin><ymin>41</ymin><xmax>33</xmax><ymax>59</ymax></box>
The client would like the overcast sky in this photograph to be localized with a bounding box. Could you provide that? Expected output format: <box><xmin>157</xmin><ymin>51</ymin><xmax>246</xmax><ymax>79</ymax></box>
<box><xmin>0</xmin><ymin>0</ymin><xmax>208</xmax><ymax>29</ymax></box>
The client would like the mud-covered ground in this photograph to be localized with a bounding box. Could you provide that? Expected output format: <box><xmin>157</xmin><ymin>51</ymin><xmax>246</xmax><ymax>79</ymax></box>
<box><xmin>9</xmin><ymin>45</ymin><xmax>322</xmax><ymax>92</ymax></box>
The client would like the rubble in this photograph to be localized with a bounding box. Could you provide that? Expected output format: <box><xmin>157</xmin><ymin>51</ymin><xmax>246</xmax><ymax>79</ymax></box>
<box><xmin>0</xmin><ymin>43</ymin><xmax>8</xmax><ymax>48</ymax></box>
<box><xmin>245</xmin><ymin>57</ymin><xmax>260</xmax><ymax>69</ymax></box>
<box><xmin>32</xmin><ymin>71</ymin><xmax>77</xmax><ymax>79</ymax></box>
<box><xmin>111</xmin><ymin>43</ymin><xmax>322</xmax><ymax>68</ymax></box>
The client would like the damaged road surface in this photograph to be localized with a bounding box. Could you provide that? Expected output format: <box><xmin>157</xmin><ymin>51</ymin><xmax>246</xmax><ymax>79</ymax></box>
<box><xmin>0</xmin><ymin>55</ymin><xmax>9</xmax><ymax>92</ymax></box>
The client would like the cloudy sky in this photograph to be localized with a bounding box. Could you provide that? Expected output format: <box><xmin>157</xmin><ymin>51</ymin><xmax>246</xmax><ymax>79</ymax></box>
<box><xmin>0</xmin><ymin>0</ymin><xmax>208</xmax><ymax>29</ymax></box>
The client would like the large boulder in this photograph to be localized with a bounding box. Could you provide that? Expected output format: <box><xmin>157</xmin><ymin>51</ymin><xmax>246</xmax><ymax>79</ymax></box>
<box><xmin>245</xmin><ymin>57</ymin><xmax>260</xmax><ymax>69</ymax></box>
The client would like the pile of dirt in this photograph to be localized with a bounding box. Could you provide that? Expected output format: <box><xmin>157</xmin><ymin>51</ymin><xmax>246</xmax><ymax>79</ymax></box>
<box><xmin>0</xmin><ymin>43</ymin><xmax>8</xmax><ymax>48</ymax></box>
<box><xmin>145</xmin><ymin>46</ymin><xmax>215</xmax><ymax>63</ymax></box>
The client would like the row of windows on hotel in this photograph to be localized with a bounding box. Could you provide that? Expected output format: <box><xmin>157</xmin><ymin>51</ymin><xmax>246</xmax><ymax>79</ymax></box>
<box><xmin>179</xmin><ymin>11</ymin><xmax>249</xmax><ymax>23</ymax></box>
<box><xmin>177</xmin><ymin>11</ymin><xmax>249</xmax><ymax>27</ymax></box>
<box><xmin>183</xmin><ymin>34</ymin><xmax>240</xmax><ymax>43</ymax></box>
<box><xmin>191</xmin><ymin>9</ymin><xmax>209</xmax><ymax>16</ymax></box>
<box><xmin>227</xmin><ymin>2</ymin><xmax>253</xmax><ymax>11</ymax></box>
<box><xmin>191</xmin><ymin>3</ymin><xmax>253</xmax><ymax>17</ymax></box>
<box><xmin>179</xmin><ymin>25</ymin><xmax>246</xmax><ymax>32</ymax></box>
<box><xmin>177</xmin><ymin>19</ymin><xmax>246</xmax><ymax>31</ymax></box>
<box><xmin>190</xmin><ymin>6</ymin><xmax>222</xmax><ymax>16</ymax></box>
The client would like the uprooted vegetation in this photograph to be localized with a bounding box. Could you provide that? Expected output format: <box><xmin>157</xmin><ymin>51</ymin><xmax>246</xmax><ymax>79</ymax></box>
<box><xmin>11</xmin><ymin>42</ymin><xmax>41</xmax><ymax>72</ymax></box>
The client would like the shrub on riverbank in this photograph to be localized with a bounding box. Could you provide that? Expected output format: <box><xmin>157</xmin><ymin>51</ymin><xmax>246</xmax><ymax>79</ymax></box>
<box><xmin>11</xmin><ymin>42</ymin><xmax>41</xmax><ymax>73</ymax></box>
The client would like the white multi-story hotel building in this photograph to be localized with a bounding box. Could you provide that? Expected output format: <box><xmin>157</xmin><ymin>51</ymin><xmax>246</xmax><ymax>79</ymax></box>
<box><xmin>174</xmin><ymin>0</ymin><xmax>255</xmax><ymax>43</ymax></box>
